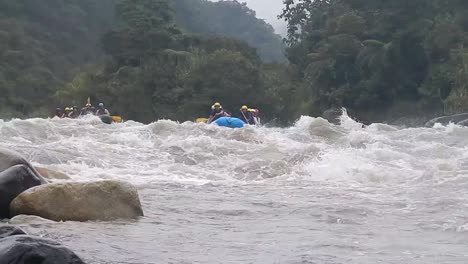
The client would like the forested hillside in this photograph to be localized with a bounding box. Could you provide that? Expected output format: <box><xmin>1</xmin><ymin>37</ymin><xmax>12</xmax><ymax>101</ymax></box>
<box><xmin>4</xmin><ymin>0</ymin><xmax>468</xmax><ymax>124</ymax></box>
<box><xmin>0</xmin><ymin>0</ymin><xmax>114</xmax><ymax>117</ymax></box>
<box><xmin>280</xmin><ymin>0</ymin><xmax>468</xmax><ymax>121</ymax></box>
<box><xmin>56</xmin><ymin>0</ymin><xmax>293</xmax><ymax>123</ymax></box>
<box><xmin>173</xmin><ymin>0</ymin><xmax>285</xmax><ymax>62</ymax></box>
<box><xmin>0</xmin><ymin>0</ymin><xmax>289</xmax><ymax>121</ymax></box>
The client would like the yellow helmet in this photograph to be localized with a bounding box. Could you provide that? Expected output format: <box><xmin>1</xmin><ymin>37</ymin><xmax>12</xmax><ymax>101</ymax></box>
<box><xmin>241</xmin><ymin>105</ymin><xmax>248</xmax><ymax>110</ymax></box>
<box><xmin>214</xmin><ymin>102</ymin><xmax>221</xmax><ymax>107</ymax></box>
<box><xmin>65</xmin><ymin>107</ymin><xmax>70</xmax><ymax>111</ymax></box>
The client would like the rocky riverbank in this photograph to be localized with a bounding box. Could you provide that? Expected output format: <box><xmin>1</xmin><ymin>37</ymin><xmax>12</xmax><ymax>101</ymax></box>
<box><xmin>0</xmin><ymin>148</ymin><xmax>144</xmax><ymax>262</ymax></box>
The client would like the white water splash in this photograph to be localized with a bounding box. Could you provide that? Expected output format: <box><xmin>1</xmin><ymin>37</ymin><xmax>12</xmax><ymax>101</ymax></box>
<box><xmin>3</xmin><ymin>113</ymin><xmax>468</xmax><ymax>263</ymax></box>
<box><xmin>1</xmin><ymin>113</ymin><xmax>467</xmax><ymax>188</ymax></box>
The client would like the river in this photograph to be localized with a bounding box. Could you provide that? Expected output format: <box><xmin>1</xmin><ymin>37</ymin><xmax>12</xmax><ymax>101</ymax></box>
<box><xmin>1</xmin><ymin>115</ymin><xmax>468</xmax><ymax>263</ymax></box>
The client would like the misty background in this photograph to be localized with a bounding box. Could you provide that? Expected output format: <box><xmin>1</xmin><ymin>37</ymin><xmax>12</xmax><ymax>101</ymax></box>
<box><xmin>211</xmin><ymin>0</ymin><xmax>287</xmax><ymax>35</ymax></box>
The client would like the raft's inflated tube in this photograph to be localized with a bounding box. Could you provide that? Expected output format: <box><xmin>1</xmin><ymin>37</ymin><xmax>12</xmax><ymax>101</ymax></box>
<box><xmin>196</xmin><ymin>118</ymin><xmax>208</xmax><ymax>123</ymax></box>
<box><xmin>111</xmin><ymin>116</ymin><xmax>123</xmax><ymax>123</ymax></box>
<box><xmin>100</xmin><ymin>115</ymin><xmax>113</xmax><ymax>124</ymax></box>
<box><xmin>214</xmin><ymin>117</ymin><xmax>245</xmax><ymax>128</ymax></box>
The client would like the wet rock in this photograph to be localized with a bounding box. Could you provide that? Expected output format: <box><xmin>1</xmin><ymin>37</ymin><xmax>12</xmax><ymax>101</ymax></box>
<box><xmin>11</xmin><ymin>180</ymin><xmax>144</xmax><ymax>222</ymax></box>
<box><xmin>0</xmin><ymin>235</ymin><xmax>85</xmax><ymax>264</ymax></box>
<box><xmin>322</xmin><ymin>108</ymin><xmax>343</xmax><ymax>125</ymax></box>
<box><xmin>0</xmin><ymin>164</ymin><xmax>46</xmax><ymax>219</ymax></box>
<box><xmin>0</xmin><ymin>225</ymin><xmax>26</xmax><ymax>239</ymax></box>
<box><xmin>308</xmin><ymin>117</ymin><xmax>346</xmax><ymax>140</ymax></box>
<box><xmin>9</xmin><ymin>215</ymin><xmax>56</xmax><ymax>225</ymax></box>
<box><xmin>35</xmin><ymin>167</ymin><xmax>71</xmax><ymax>180</ymax></box>
<box><xmin>0</xmin><ymin>148</ymin><xmax>48</xmax><ymax>218</ymax></box>
<box><xmin>0</xmin><ymin>148</ymin><xmax>32</xmax><ymax>172</ymax></box>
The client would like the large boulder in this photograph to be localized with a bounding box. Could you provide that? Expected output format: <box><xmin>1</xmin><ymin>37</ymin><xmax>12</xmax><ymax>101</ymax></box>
<box><xmin>10</xmin><ymin>180</ymin><xmax>144</xmax><ymax>222</ymax></box>
<box><xmin>0</xmin><ymin>235</ymin><xmax>85</xmax><ymax>264</ymax></box>
<box><xmin>0</xmin><ymin>165</ymin><xmax>46</xmax><ymax>219</ymax></box>
<box><xmin>0</xmin><ymin>225</ymin><xmax>26</xmax><ymax>239</ymax></box>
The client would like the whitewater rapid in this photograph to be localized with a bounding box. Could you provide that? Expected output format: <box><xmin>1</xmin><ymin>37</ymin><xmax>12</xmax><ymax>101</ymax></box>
<box><xmin>2</xmin><ymin>115</ymin><xmax>468</xmax><ymax>263</ymax></box>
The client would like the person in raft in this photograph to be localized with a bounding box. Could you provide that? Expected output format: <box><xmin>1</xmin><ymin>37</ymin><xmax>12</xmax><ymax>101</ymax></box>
<box><xmin>208</xmin><ymin>102</ymin><xmax>230</xmax><ymax>123</ymax></box>
<box><xmin>80</xmin><ymin>103</ymin><xmax>95</xmax><ymax>116</ymax></box>
<box><xmin>239</xmin><ymin>105</ymin><xmax>260</xmax><ymax>125</ymax></box>
<box><xmin>95</xmin><ymin>102</ymin><xmax>110</xmax><ymax>116</ymax></box>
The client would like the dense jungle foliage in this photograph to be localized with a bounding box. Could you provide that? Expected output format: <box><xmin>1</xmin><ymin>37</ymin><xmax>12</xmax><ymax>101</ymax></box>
<box><xmin>2</xmin><ymin>0</ymin><xmax>468</xmax><ymax>124</ymax></box>
<box><xmin>0</xmin><ymin>0</ymin><xmax>289</xmax><ymax>122</ymax></box>
<box><xmin>280</xmin><ymin>0</ymin><xmax>468</xmax><ymax>121</ymax></box>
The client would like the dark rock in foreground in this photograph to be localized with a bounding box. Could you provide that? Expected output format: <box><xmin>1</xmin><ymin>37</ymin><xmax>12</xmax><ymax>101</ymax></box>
<box><xmin>0</xmin><ymin>235</ymin><xmax>85</xmax><ymax>264</ymax></box>
<box><xmin>0</xmin><ymin>164</ymin><xmax>46</xmax><ymax>219</ymax></box>
<box><xmin>0</xmin><ymin>148</ymin><xmax>47</xmax><ymax>184</ymax></box>
<box><xmin>0</xmin><ymin>148</ymin><xmax>48</xmax><ymax>218</ymax></box>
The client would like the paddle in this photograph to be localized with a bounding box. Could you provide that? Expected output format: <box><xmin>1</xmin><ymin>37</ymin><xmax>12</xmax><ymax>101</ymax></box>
<box><xmin>240</xmin><ymin>110</ymin><xmax>249</xmax><ymax>125</ymax></box>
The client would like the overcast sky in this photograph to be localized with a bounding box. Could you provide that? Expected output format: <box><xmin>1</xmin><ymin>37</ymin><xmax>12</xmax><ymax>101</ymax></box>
<box><xmin>211</xmin><ymin>0</ymin><xmax>287</xmax><ymax>36</ymax></box>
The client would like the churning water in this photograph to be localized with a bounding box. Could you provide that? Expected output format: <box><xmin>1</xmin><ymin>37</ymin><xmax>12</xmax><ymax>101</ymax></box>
<box><xmin>1</xmin><ymin>114</ymin><xmax>468</xmax><ymax>263</ymax></box>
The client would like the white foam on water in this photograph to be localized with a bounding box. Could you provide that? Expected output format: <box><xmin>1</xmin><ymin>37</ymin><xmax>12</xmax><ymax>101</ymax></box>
<box><xmin>4</xmin><ymin>113</ymin><xmax>468</xmax><ymax>263</ymax></box>
<box><xmin>0</xmin><ymin>113</ymin><xmax>466</xmax><ymax>189</ymax></box>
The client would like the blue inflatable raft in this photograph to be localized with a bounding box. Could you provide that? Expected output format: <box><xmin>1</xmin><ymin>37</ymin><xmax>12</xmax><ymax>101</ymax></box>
<box><xmin>214</xmin><ymin>117</ymin><xmax>245</xmax><ymax>128</ymax></box>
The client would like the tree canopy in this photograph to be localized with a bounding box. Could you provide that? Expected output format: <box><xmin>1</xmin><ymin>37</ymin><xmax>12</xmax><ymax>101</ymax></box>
<box><xmin>4</xmin><ymin>0</ymin><xmax>468</xmax><ymax>125</ymax></box>
<box><xmin>0</xmin><ymin>0</ymin><xmax>292</xmax><ymax>122</ymax></box>
<box><xmin>0</xmin><ymin>0</ymin><xmax>114</xmax><ymax>117</ymax></box>
<box><xmin>55</xmin><ymin>0</ymin><xmax>293</xmax><ymax>123</ymax></box>
<box><xmin>173</xmin><ymin>0</ymin><xmax>286</xmax><ymax>62</ymax></box>
<box><xmin>280</xmin><ymin>0</ymin><xmax>468</xmax><ymax>119</ymax></box>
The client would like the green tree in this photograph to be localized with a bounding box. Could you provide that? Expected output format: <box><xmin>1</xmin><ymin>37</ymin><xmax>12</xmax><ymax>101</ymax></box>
<box><xmin>280</xmin><ymin>0</ymin><xmax>468</xmax><ymax>120</ymax></box>
<box><xmin>173</xmin><ymin>0</ymin><xmax>286</xmax><ymax>62</ymax></box>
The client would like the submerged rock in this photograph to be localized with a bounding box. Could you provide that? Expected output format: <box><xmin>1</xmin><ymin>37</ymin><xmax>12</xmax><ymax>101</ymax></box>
<box><xmin>9</xmin><ymin>215</ymin><xmax>56</xmax><ymax>225</ymax></box>
<box><xmin>0</xmin><ymin>235</ymin><xmax>85</xmax><ymax>264</ymax></box>
<box><xmin>10</xmin><ymin>180</ymin><xmax>144</xmax><ymax>222</ymax></box>
<box><xmin>322</xmin><ymin>108</ymin><xmax>343</xmax><ymax>125</ymax></box>
<box><xmin>0</xmin><ymin>225</ymin><xmax>26</xmax><ymax>239</ymax></box>
<box><xmin>35</xmin><ymin>167</ymin><xmax>71</xmax><ymax>180</ymax></box>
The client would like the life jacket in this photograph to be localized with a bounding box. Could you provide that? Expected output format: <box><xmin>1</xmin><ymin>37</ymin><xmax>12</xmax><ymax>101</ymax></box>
<box><xmin>81</xmin><ymin>106</ymin><xmax>95</xmax><ymax>115</ymax></box>
<box><xmin>248</xmin><ymin>109</ymin><xmax>259</xmax><ymax>116</ymax></box>
<box><xmin>248</xmin><ymin>109</ymin><xmax>261</xmax><ymax>125</ymax></box>
<box><xmin>96</xmin><ymin>108</ymin><xmax>109</xmax><ymax>116</ymax></box>
<box><xmin>67</xmin><ymin>110</ymin><xmax>76</xmax><ymax>118</ymax></box>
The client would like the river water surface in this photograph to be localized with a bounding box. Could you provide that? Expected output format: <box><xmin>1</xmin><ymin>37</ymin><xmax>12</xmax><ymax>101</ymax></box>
<box><xmin>1</xmin><ymin>115</ymin><xmax>468</xmax><ymax>263</ymax></box>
